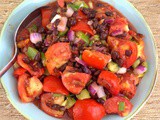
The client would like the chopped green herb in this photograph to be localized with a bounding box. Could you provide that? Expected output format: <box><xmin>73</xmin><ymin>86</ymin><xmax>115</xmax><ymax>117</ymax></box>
<box><xmin>28</xmin><ymin>24</ymin><xmax>37</xmax><ymax>33</ymax></box>
<box><xmin>118</xmin><ymin>102</ymin><xmax>125</xmax><ymax>111</ymax></box>
<box><xmin>76</xmin><ymin>31</ymin><xmax>89</xmax><ymax>45</ymax></box>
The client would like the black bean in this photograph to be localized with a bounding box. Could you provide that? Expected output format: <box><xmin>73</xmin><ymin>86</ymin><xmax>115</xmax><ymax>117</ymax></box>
<box><xmin>96</xmin><ymin>25</ymin><xmax>106</xmax><ymax>33</ymax></box>
<box><xmin>94</xmin><ymin>70</ymin><xmax>101</xmax><ymax>76</ymax></box>
<box><xmin>75</xmin><ymin>63</ymin><xmax>80</xmax><ymax>68</ymax></box>
<box><xmin>91</xmin><ymin>94</ymin><xmax>98</xmax><ymax>99</ymax></box>
<box><xmin>54</xmin><ymin>19</ymin><xmax>61</xmax><ymax>27</ymax></box>
<box><xmin>34</xmin><ymin>52</ymin><xmax>41</xmax><ymax>62</ymax></box>
<box><xmin>117</xmin><ymin>59</ymin><xmax>124</xmax><ymax>67</ymax></box>
<box><xmin>39</xmin><ymin>75</ymin><xmax>46</xmax><ymax>82</ymax></box>
<box><xmin>59</xmin><ymin>63</ymin><xmax>67</xmax><ymax>72</ymax></box>
<box><xmin>100</xmin><ymin>32</ymin><xmax>108</xmax><ymax>40</ymax></box>
<box><xmin>90</xmin><ymin>68</ymin><xmax>96</xmax><ymax>73</ymax></box>
<box><xmin>97</xmin><ymin>98</ymin><xmax>105</xmax><ymax>104</ymax></box>
<box><xmin>68</xmin><ymin>17</ymin><xmax>77</xmax><ymax>27</ymax></box>
<box><xmin>111</xmin><ymin>51</ymin><xmax>120</xmax><ymax>60</ymax></box>
<box><xmin>96</xmin><ymin>2</ymin><xmax>104</xmax><ymax>7</ymax></box>
<box><xmin>22</xmin><ymin>57</ymin><xmax>30</xmax><ymax>64</ymax></box>
<box><xmin>104</xmin><ymin>88</ymin><xmax>112</xmax><ymax>99</ymax></box>
<box><xmin>37</xmin><ymin>62</ymin><xmax>43</xmax><ymax>68</ymax></box>
<box><xmin>42</xmin><ymin>47</ymin><xmax>48</xmax><ymax>53</ymax></box>
<box><xmin>125</xmin><ymin>50</ymin><xmax>132</xmax><ymax>57</ymax></box>
<box><xmin>92</xmin><ymin>19</ymin><xmax>99</xmax><ymax>29</ymax></box>
<box><xmin>88</xmin><ymin>10</ymin><xmax>96</xmax><ymax>19</ymax></box>
<box><xmin>51</xmin><ymin>104</ymin><xmax>60</xmax><ymax>110</ymax></box>
<box><xmin>116</xmin><ymin>32</ymin><xmax>127</xmax><ymax>38</ymax></box>
<box><xmin>35</xmin><ymin>41</ymin><xmax>42</xmax><ymax>49</ymax></box>
<box><xmin>82</xmin><ymin>8</ymin><xmax>90</xmax><ymax>15</ymax></box>
<box><xmin>105</xmin><ymin>11</ymin><xmax>113</xmax><ymax>16</ymax></box>
<box><xmin>38</xmin><ymin>27</ymin><xmax>45</xmax><ymax>33</ymax></box>
<box><xmin>92</xmin><ymin>76</ymin><xmax>97</xmax><ymax>81</ymax></box>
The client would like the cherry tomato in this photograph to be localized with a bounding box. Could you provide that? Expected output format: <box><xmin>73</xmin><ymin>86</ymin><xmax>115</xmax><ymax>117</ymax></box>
<box><xmin>122</xmin><ymin>73</ymin><xmax>140</xmax><ymax>86</ymax></box>
<box><xmin>109</xmin><ymin>17</ymin><xmax>129</xmax><ymax>34</ymax></box>
<box><xmin>45</xmin><ymin>43</ymin><xmax>72</xmax><ymax>75</ymax></box>
<box><xmin>18</xmin><ymin>74</ymin><xmax>43</xmax><ymax>102</ymax></box>
<box><xmin>13</xmin><ymin>67</ymin><xmax>27</xmax><ymax>78</ymax></box>
<box><xmin>43</xmin><ymin>76</ymin><xmax>69</xmax><ymax>95</ymax></box>
<box><xmin>71</xmin><ymin>21</ymin><xmax>94</xmax><ymax>35</ymax></box>
<box><xmin>62</xmin><ymin>66</ymin><xmax>91</xmax><ymax>94</ymax></box>
<box><xmin>77</xmin><ymin>10</ymin><xmax>87</xmax><ymax>20</ymax></box>
<box><xmin>17</xmin><ymin>53</ymin><xmax>44</xmax><ymax>77</ymax></box>
<box><xmin>104</xmin><ymin>96</ymin><xmax>133</xmax><ymax>117</ymax></box>
<box><xmin>73</xmin><ymin>99</ymin><xmax>106</xmax><ymax>120</ymax></box>
<box><xmin>108</xmin><ymin>36</ymin><xmax>138</xmax><ymax>68</ymax></box>
<box><xmin>57</xmin><ymin>0</ymin><xmax>65</xmax><ymax>8</ymax></box>
<box><xmin>98</xmin><ymin>70</ymin><xmax>120</xmax><ymax>95</ymax></box>
<box><xmin>40</xmin><ymin>93</ymin><xmax>64</xmax><ymax>118</ymax></box>
<box><xmin>82</xmin><ymin>50</ymin><xmax>111</xmax><ymax>70</ymax></box>
<box><xmin>41</xmin><ymin>8</ymin><xmax>53</xmax><ymax>28</ymax></box>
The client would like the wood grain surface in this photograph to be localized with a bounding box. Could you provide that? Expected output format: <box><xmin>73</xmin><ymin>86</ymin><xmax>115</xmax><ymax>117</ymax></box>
<box><xmin>0</xmin><ymin>0</ymin><xmax>160</xmax><ymax>120</ymax></box>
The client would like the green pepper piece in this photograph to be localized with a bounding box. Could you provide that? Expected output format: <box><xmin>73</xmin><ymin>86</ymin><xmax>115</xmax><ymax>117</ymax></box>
<box><xmin>28</xmin><ymin>24</ymin><xmax>37</xmax><ymax>33</ymax></box>
<box><xmin>41</xmin><ymin>52</ymin><xmax>46</xmax><ymax>66</ymax></box>
<box><xmin>74</xmin><ymin>1</ymin><xmax>89</xmax><ymax>9</ymax></box>
<box><xmin>76</xmin><ymin>89</ymin><xmax>91</xmax><ymax>100</ymax></box>
<box><xmin>76</xmin><ymin>31</ymin><xmax>89</xmax><ymax>44</ymax></box>
<box><xmin>118</xmin><ymin>102</ymin><xmax>125</xmax><ymax>111</ymax></box>
<box><xmin>132</xmin><ymin>59</ymin><xmax>141</xmax><ymax>69</ymax></box>
<box><xmin>27</xmin><ymin>47</ymin><xmax>38</xmax><ymax>60</ymax></box>
<box><xmin>107</xmin><ymin>61</ymin><xmax>119</xmax><ymax>73</ymax></box>
<box><xmin>66</xmin><ymin>96</ymin><xmax>76</xmax><ymax>109</ymax></box>
<box><xmin>58</xmin><ymin>28</ymin><xmax>69</xmax><ymax>37</ymax></box>
<box><xmin>68</xmin><ymin>4</ymin><xmax>79</xmax><ymax>11</ymax></box>
<box><xmin>142</xmin><ymin>61</ymin><xmax>148</xmax><ymax>68</ymax></box>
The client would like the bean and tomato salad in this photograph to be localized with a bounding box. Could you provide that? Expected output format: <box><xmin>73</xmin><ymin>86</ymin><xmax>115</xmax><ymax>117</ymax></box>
<box><xmin>14</xmin><ymin>0</ymin><xmax>148</xmax><ymax>119</ymax></box>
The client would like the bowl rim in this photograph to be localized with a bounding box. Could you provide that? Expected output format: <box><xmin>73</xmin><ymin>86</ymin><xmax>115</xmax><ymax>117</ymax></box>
<box><xmin>0</xmin><ymin>0</ymin><xmax>158</xmax><ymax>120</ymax></box>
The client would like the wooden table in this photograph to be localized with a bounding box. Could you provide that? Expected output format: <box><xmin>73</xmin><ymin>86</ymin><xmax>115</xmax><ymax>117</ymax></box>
<box><xmin>0</xmin><ymin>0</ymin><xmax>160</xmax><ymax>120</ymax></box>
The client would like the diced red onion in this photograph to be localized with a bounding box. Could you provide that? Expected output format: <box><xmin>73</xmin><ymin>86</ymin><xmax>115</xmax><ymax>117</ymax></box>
<box><xmin>57</xmin><ymin>17</ymin><xmax>68</xmax><ymax>32</ymax></box>
<box><xmin>97</xmin><ymin>86</ymin><xmax>106</xmax><ymax>98</ymax></box>
<box><xmin>111</xmin><ymin>30</ymin><xmax>123</xmax><ymax>37</ymax></box>
<box><xmin>51</xmin><ymin>14</ymin><xmax>61</xmax><ymax>23</ymax></box>
<box><xmin>68</xmin><ymin>30</ymin><xmax>75</xmax><ymax>41</ymax></box>
<box><xmin>66</xmin><ymin>7</ymin><xmax>74</xmax><ymax>17</ymax></box>
<box><xmin>104</xmin><ymin>18</ymin><xmax>115</xmax><ymax>24</ymax></box>
<box><xmin>117</xmin><ymin>67</ymin><xmax>127</xmax><ymax>74</ymax></box>
<box><xmin>134</xmin><ymin>65</ymin><xmax>147</xmax><ymax>75</ymax></box>
<box><xmin>93</xmin><ymin>46</ymin><xmax>106</xmax><ymax>53</ymax></box>
<box><xmin>88</xmin><ymin>82</ymin><xmax>100</xmax><ymax>96</ymax></box>
<box><xmin>75</xmin><ymin>57</ymin><xmax>87</xmax><ymax>67</ymax></box>
<box><xmin>30</xmin><ymin>33</ymin><xmax>42</xmax><ymax>44</ymax></box>
<box><xmin>87</xmin><ymin>21</ymin><xmax>93</xmax><ymax>26</ymax></box>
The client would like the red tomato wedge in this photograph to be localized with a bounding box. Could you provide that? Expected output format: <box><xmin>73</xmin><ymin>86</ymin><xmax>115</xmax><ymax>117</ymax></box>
<box><xmin>17</xmin><ymin>54</ymin><xmax>44</xmax><ymax>77</ymax></box>
<box><xmin>57</xmin><ymin>0</ymin><xmax>65</xmax><ymax>8</ymax></box>
<box><xmin>71</xmin><ymin>21</ymin><xmax>94</xmax><ymax>35</ymax></box>
<box><xmin>14</xmin><ymin>67</ymin><xmax>27</xmax><ymax>77</ymax></box>
<box><xmin>98</xmin><ymin>71</ymin><xmax>120</xmax><ymax>95</ymax></box>
<box><xmin>108</xmin><ymin>36</ymin><xmax>138</xmax><ymax>68</ymax></box>
<box><xmin>62</xmin><ymin>66</ymin><xmax>91</xmax><ymax>94</ymax></box>
<box><xmin>73</xmin><ymin>99</ymin><xmax>106</xmax><ymax>120</ymax></box>
<box><xmin>43</xmin><ymin>76</ymin><xmax>69</xmax><ymax>95</ymax></box>
<box><xmin>82</xmin><ymin>50</ymin><xmax>111</xmax><ymax>70</ymax></box>
<box><xmin>45</xmin><ymin>43</ymin><xmax>72</xmax><ymax>75</ymax></box>
<box><xmin>18</xmin><ymin>74</ymin><xmax>43</xmax><ymax>103</ymax></box>
<box><xmin>41</xmin><ymin>8</ymin><xmax>53</xmax><ymax>28</ymax></box>
<box><xmin>77</xmin><ymin>10</ymin><xmax>87</xmax><ymax>20</ymax></box>
<box><xmin>41</xmin><ymin>93</ymin><xmax>64</xmax><ymax>118</ymax></box>
<box><xmin>109</xmin><ymin>17</ymin><xmax>129</xmax><ymax>34</ymax></box>
<box><xmin>104</xmin><ymin>96</ymin><xmax>133</xmax><ymax>117</ymax></box>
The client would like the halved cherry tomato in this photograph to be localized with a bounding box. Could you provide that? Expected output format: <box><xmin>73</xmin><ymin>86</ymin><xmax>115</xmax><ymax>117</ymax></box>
<box><xmin>57</xmin><ymin>0</ymin><xmax>65</xmax><ymax>8</ymax></box>
<box><xmin>41</xmin><ymin>8</ymin><xmax>53</xmax><ymax>28</ymax></box>
<box><xmin>98</xmin><ymin>70</ymin><xmax>120</xmax><ymax>95</ymax></box>
<box><xmin>71</xmin><ymin>21</ymin><xmax>94</xmax><ymax>35</ymax></box>
<box><xmin>17</xmin><ymin>53</ymin><xmax>44</xmax><ymax>77</ymax></box>
<box><xmin>108</xmin><ymin>36</ymin><xmax>138</xmax><ymax>68</ymax></box>
<box><xmin>104</xmin><ymin>96</ymin><xmax>133</xmax><ymax>117</ymax></box>
<box><xmin>109</xmin><ymin>17</ymin><xmax>129</xmax><ymax>34</ymax></box>
<box><xmin>13</xmin><ymin>67</ymin><xmax>27</xmax><ymax>77</ymax></box>
<box><xmin>45</xmin><ymin>43</ymin><xmax>72</xmax><ymax>75</ymax></box>
<box><xmin>18</xmin><ymin>74</ymin><xmax>43</xmax><ymax>102</ymax></box>
<box><xmin>73</xmin><ymin>99</ymin><xmax>106</xmax><ymax>120</ymax></box>
<box><xmin>62</xmin><ymin>66</ymin><xmax>91</xmax><ymax>94</ymax></box>
<box><xmin>82</xmin><ymin>50</ymin><xmax>111</xmax><ymax>70</ymax></box>
<box><xmin>77</xmin><ymin>10</ymin><xmax>87</xmax><ymax>20</ymax></box>
<box><xmin>43</xmin><ymin>76</ymin><xmax>69</xmax><ymax>95</ymax></box>
<box><xmin>41</xmin><ymin>93</ymin><xmax>64</xmax><ymax>118</ymax></box>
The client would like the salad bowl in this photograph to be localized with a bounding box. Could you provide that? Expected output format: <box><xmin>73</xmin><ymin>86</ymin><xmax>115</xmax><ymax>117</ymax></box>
<box><xmin>0</xmin><ymin>0</ymin><xmax>158</xmax><ymax>120</ymax></box>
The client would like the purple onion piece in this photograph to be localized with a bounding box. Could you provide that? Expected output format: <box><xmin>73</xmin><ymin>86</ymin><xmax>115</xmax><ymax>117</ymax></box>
<box><xmin>83</xmin><ymin>67</ymin><xmax>92</xmax><ymax>74</ymax></box>
<box><xmin>68</xmin><ymin>30</ymin><xmax>75</xmax><ymax>41</ymax></box>
<box><xmin>30</xmin><ymin>33</ymin><xmax>42</xmax><ymax>44</ymax></box>
<box><xmin>75</xmin><ymin>57</ymin><xmax>87</xmax><ymax>66</ymax></box>
<box><xmin>97</xmin><ymin>86</ymin><xmax>106</xmax><ymax>98</ymax></box>
<box><xmin>104</xmin><ymin>18</ymin><xmax>115</xmax><ymax>24</ymax></box>
<box><xmin>93</xmin><ymin>46</ymin><xmax>106</xmax><ymax>53</ymax></box>
<box><xmin>111</xmin><ymin>30</ymin><xmax>123</xmax><ymax>37</ymax></box>
<box><xmin>134</xmin><ymin>65</ymin><xmax>147</xmax><ymax>75</ymax></box>
<box><xmin>88</xmin><ymin>82</ymin><xmax>99</xmax><ymax>96</ymax></box>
